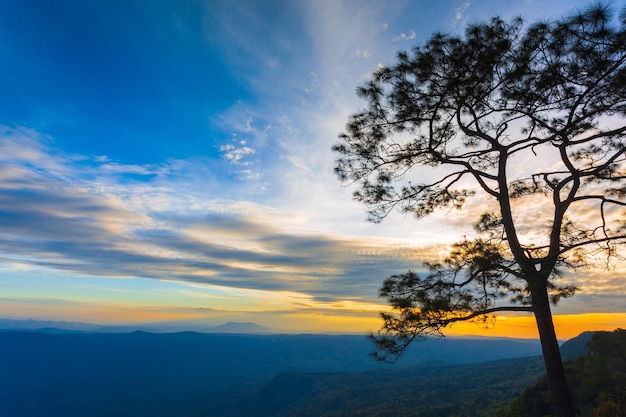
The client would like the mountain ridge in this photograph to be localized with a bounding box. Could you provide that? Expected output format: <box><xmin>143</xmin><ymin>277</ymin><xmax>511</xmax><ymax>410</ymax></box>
<box><xmin>0</xmin><ymin>328</ymin><xmax>546</xmax><ymax>417</ymax></box>
<box><xmin>0</xmin><ymin>318</ymin><xmax>277</xmax><ymax>334</ymax></box>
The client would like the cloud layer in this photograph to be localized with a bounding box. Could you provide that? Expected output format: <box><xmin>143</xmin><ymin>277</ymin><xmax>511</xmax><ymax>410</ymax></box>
<box><xmin>0</xmin><ymin>127</ymin><xmax>433</xmax><ymax>306</ymax></box>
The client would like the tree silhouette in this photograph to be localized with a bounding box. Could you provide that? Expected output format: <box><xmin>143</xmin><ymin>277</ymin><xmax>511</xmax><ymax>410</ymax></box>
<box><xmin>334</xmin><ymin>4</ymin><xmax>626</xmax><ymax>417</ymax></box>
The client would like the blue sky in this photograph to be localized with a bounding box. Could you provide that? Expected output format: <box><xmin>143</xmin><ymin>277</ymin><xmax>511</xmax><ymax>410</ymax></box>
<box><xmin>1</xmin><ymin>0</ymin><xmax>624</xmax><ymax>335</ymax></box>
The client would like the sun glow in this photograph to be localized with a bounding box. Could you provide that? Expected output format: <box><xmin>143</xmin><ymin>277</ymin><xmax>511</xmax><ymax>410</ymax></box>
<box><xmin>447</xmin><ymin>313</ymin><xmax>626</xmax><ymax>340</ymax></box>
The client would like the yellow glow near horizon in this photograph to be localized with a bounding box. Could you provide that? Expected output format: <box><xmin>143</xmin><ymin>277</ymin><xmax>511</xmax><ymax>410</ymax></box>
<box><xmin>445</xmin><ymin>313</ymin><xmax>626</xmax><ymax>340</ymax></box>
<box><xmin>2</xmin><ymin>296</ymin><xmax>623</xmax><ymax>340</ymax></box>
<box><xmin>277</xmin><ymin>312</ymin><xmax>625</xmax><ymax>338</ymax></box>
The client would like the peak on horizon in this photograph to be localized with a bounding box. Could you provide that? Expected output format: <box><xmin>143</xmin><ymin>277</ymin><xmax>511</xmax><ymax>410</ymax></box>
<box><xmin>209</xmin><ymin>321</ymin><xmax>273</xmax><ymax>334</ymax></box>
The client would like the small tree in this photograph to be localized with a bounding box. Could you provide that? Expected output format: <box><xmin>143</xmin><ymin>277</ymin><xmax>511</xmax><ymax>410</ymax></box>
<box><xmin>334</xmin><ymin>5</ymin><xmax>626</xmax><ymax>417</ymax></box>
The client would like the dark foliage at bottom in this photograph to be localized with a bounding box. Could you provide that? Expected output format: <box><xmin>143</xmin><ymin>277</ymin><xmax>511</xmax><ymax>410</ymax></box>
<box><xmin>501</xmin><ymin>329</ymin><xmax>626</xmax><ymax>417</ymax></box>
<box><xmin>208</xmin><ymin>357</ymin><xmax>546</xmax><ymax>417</ymax></box>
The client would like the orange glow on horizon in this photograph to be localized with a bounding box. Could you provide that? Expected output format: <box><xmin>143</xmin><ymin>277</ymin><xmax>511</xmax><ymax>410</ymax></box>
<box><xmin>1</xmin><ymin>298</ymin><xmax>623</xmax><ymax>339</ymax></box>
<box><xmin>446</xmin><ymin>313</ymin><xmax>626</xmax><ymax>340</ymax></box>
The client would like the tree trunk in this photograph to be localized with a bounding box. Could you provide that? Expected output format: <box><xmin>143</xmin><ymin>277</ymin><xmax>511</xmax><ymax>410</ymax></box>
<box><xmin>532</xmin><ymin>285</ymin><xmax>576</xmax><ymax>417</ymax></box>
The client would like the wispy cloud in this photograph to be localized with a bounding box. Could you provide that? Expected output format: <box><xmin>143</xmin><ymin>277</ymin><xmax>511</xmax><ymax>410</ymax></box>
<box><xmin>0</xmin><ymin>126</ymin><xmax>434</xmax><ymax>305</ymax></box>
<box><xmin>392</xmin><ymin>31</ymin><xmax>416</xmax><ymax>42</ymax></box>
<box><xmin>452</xmin><ymin>1</ymin><xmax>471</xmax><ymax>27</ymax></box>
<box><xmin>355</xmin><ymin>49</ymin><xmax>370</xmax><ymax>59</ymax></box>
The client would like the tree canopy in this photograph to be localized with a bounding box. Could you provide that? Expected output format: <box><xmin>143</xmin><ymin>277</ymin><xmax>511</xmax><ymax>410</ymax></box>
<box><xmin>334</xmin><ymin>4</ymin><xmax>626</xmax><ymax>417</ymax></box>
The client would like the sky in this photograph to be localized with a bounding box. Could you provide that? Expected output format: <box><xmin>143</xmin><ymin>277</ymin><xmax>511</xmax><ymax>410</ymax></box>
<box><xmin>0</xmin><ymin>0</ymin><xmax>624</xmax><ymax>339</ymax></box>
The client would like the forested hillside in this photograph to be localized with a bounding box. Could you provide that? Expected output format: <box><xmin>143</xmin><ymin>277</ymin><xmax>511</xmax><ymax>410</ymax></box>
<box><xmin>206</xmin><ymin>356</ymin><xmax>546</xmax><ymax>417</ymax></box>
<box><xmin>501</xmin><ymin>329</ymin><xmax>626</xmax><ymax>417</ymax></box>
<box><xmin>0</xmin><ymin>330</ymin><xmax>540</xmax><ymax>417</ymax></box>
<box><xmin>206</xmin><ymin>332</ymin><xmax>594</xmax><ymax>417</ymax></box>
<box><xmin>2</xmin><ymin>329</ymin><xmax>618</xmax><ymax>417</ymax></box>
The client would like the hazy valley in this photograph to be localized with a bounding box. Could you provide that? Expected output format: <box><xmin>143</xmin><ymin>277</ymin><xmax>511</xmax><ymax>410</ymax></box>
<box><xmin>0</xmin><ymin>320</ymin><xmax>551</xmax><ymax>417</ymax></box>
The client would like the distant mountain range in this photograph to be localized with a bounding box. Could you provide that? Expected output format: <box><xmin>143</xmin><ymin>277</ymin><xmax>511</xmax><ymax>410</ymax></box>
<box><xmin>5</xmin><ymin>318</ymin><xmax>599</xmax><ymax>417</ymax></box>
<box><xmin>0</xmin><ymin>318</ymin><xmax>276</xmax><ymax>334</ymax></box>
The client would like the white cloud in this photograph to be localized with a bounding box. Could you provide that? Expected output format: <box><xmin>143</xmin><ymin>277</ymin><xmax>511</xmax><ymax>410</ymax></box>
<box><xmin>373</xmin><ymin>62</ymin><xmax>386</xmax><ymax>75</ymax></box>
<box><xmin>452</xmin><ymin>1</ymin><xmax>471</xmax><ymax>27</ymax></box>
<box><xmin>0</xmin><ymin>127</ymin><xmax>442</xmax><ymax>302</ymax></box>
<box><xmin>392</xmin><ymin>30</ymin><xmax>416</xmax><ymax>42</ymax></box>
<box><xmin>356</xmin><ymin>48</ymin><xmax>370</xmax><ymax>59</ymax></box>
<box><xmin>244</xmin><ymin>116</ymin><xmax>254</xmax><ymax>132</ymax></box>
<box><xmin>220</xmin><ymin>140</ymin><xmax>255</xmax><ymax>166</ymax></box>
<box><xmin>97</xmin><ymin>162</ymin><xmax>159</xmax><ymax>175</ymax></box>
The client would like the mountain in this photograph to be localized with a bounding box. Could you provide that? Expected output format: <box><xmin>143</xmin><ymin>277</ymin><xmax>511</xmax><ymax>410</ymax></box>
<box><xmin>0</xmin><ymin>318</ymin><xmax>102</xmax><ymax>332</ymax></box>
<box><xmin>559</xmin><ymin>330</ymin><xmax>594</xmax><ymax>360</ymax></box>
<box><xmin>0</xmin><ymin>327</ymin><xmax>611</xmax><ymax>417</ymax></box>
<box><xmin>207</xmin><ymin>356</ymin><xmax>547</xmax><ymax>417</ymax></box>
<box><xmin>0</xmin><ymin>330</ymin><xmax>543</xmax><ymax>417</ymax></box>
<box><xmin>204</xmin><ymin>331</ymin><xmax>608</xmax><ymax>417</ymax></box>
<box><xmin>501</xmin><ymin>329</ymin><xmax>626</xmax><ymax>417</ymax></box>
<box><xmin>206</xmin><ymin>322</ymin><xmax>274</xmax><ymax>333</ymax></box>
<box><xmin>0</xmin><ymin>318</ymin><xmax>275</xmax><ymax>334</ymax></box>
